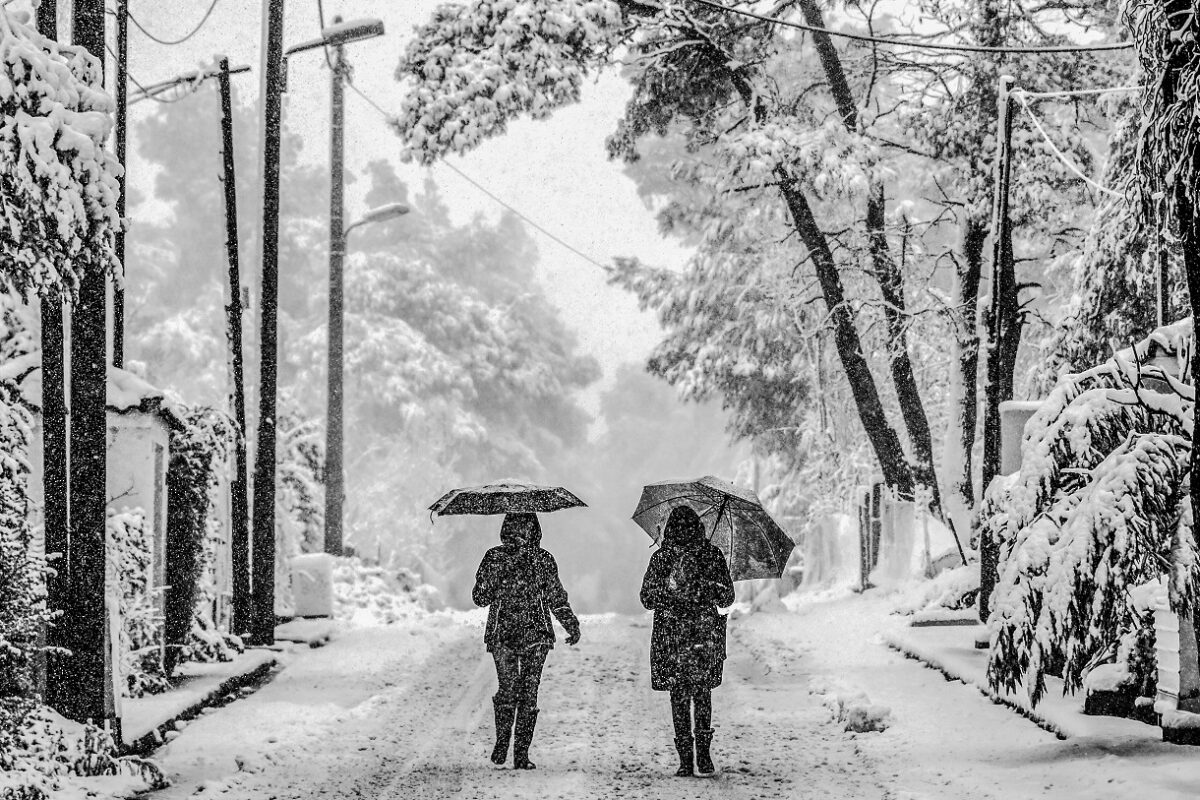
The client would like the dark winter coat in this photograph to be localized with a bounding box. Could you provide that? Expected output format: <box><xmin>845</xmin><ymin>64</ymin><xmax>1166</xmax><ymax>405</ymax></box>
<box><xmin>640</xmin><ymin>506</ymin><xmax>736</xmax><ymax>692</ymax></box>
<box><xmin>472</xmin><ymin>513</ymin><xmax>580</xmax><ymax>652</ymax></box>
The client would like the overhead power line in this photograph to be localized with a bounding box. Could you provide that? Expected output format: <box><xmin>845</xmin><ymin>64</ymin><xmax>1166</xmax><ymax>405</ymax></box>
<box><xmin>126</xmin><ymin>0</ymin><xmax>220</xmax><ymax>46</ymax></box>
<box><xmin>1011</xmin><ymin>90</ymin><xmax>1122</xmax><ymax>198</ymax></box>
<box><xmin>343</xmin><ymin>79</ymin><xmax>613</xmax><ymax>271</ymax></box>
<box><xmin>440</xmin><ymin>161</ymin><xmax>612</xmax><ymax>271</ymax></box>
<box><xmin>688</xmin><ymin>0</ymin><xmax>1134</xmax><ymax>54</ymax></box>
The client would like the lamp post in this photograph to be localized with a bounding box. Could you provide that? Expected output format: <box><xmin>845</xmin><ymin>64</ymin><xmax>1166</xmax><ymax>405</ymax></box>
<box><xmin>325</xmin><ymin>203</ymin><xmax>409</xmax><ymax>556</ymax></box>
<box><xmin>284</xmin><ymin>17</ymin><xmax>386</xmax><ymax>557</ymax></box>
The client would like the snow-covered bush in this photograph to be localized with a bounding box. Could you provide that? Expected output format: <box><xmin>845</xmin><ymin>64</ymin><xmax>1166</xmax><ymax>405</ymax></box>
<box><xmin>333</xmin><ymin>557</ymin><xmax>436</xmax><ymax>626</ymax></box>
<box><xmin>0</xmin><ymin>698</ymin><xmax>165</xmax><ymax>799</ymax></box>
<box><xmin>0</xmin><ymin>12</ymin><xmax>121</xmax><ymax>302</ymax></box>
<box><xmin>0</xmin><ymin>373</ymin><xmax>49</xmax><ymax>699</ymax></box>
<box><xmin>185</xmin><ymin>514</ymin><xmax>242</xmax><ymax>664</ymax></box>
<box><xmin>985</xmin><ymin>321</ymin><xmax>1199</xmax><ymax>706</ymax></box>
<box><xmin>164</xmin><ymin>405</ymin><xmax>238</xmax><ymax>671</ymax></box>
<box><xmin>829</xmin><ymin>692</ymin><xmax>891</xmax><ymax>734</ymax></box>
<box><xmin>274</xmin><ymin>395</ymin><xmax>325</xmax><ymax>613</ymax></box>
<box><xmin>891</xmin><ymin>564</ymin><xmax>980</xmax><ymax>617</ymax></box>
<box><xmin>106</xmin><ymin>509</ymin><xmax>168</xmax><ymax>698</ymax></box>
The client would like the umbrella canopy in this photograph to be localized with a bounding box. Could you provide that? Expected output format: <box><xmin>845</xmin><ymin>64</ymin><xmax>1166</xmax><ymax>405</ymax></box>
<box><xmin>429</xmin><ymin>482</ymin><xmax>587</xmax><ymax>517</ymax></box>
<box><xmin>632</xmin><ymin>476</ymin><xmax>795</xmax><ymax>581</ymax></box>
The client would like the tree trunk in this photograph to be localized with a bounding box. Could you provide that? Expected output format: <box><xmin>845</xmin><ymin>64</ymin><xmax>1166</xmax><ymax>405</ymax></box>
<box><xmin>868</xmin><ymin>183</ymin><xmax>942</xmax><ymax>515</ymax></box>
<box><xmin>953</xmin><ymin>219</ymin><xmax>987</xmax><ymax>513</ymax></box>
<box><xmin>798</xmin><ymin>0</ymin><xmax>941</xmax><ymax>509</ymax></box>
<box><xmin>777</xmin><ymin>171</ymin><xmax>915</xmax><ymax>495</ymax></box>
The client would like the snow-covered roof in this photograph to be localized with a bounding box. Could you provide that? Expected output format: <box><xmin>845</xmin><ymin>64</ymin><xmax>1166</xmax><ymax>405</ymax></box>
<box><xmin>0</xmin><ymin>352</ymin><xmax>183</xmax><ymax>427</ymax></box>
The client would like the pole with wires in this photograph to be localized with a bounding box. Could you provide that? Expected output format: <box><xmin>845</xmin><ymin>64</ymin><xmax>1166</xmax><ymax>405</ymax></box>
<box><xmin>215</xmin><ymin>56</ymin><xmax>253</xmax><ymax>639</ymax></box>
<box><xmin>112</xmin><ymin>0</ymin><xmax>127</xmax><ymax>367</ymax></box>
<box><xmin>251</xmin><ymin>0</ymin><xmax>286</xmax><ymax>647</ymax></box>
<box><xmin>979</xmin><ymin>74</ymin><xmax>1016</xmax><ymax>626</ymax></box>
<box><xmin>324</xmin><ymin>19</ymin><xmax>347</xmax><ymax>557</ymax></box>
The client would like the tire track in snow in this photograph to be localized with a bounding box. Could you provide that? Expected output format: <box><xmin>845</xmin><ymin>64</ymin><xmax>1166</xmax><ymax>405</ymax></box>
<box><xmin>152</xmin><ymin>612</ymin><xmax>899</xmax><ymax>799</ymax></box>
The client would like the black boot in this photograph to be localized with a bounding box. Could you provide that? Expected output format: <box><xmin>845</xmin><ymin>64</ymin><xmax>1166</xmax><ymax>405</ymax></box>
<box><xmin>694</xmin><ymin>728</ymin><xmax>714</xmax><ymax>775</ymax></box>
<box><xmin>673</xmin><ymin>735</ymin><xmax>695</xmax><ymax>777</ymax></box>
<box><xmin>512</xmin><ymin>706</ymin><xmax>539</xmax><ymax>769</ymax></box>
<box><xmin>491</xmin><ymin>698</ymin><xmax>516</xmax><ymax>766</ymax></box>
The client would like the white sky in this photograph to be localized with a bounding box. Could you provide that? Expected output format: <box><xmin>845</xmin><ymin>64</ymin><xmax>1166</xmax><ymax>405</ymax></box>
<box><xmin>19</xmin><ymin>0</ymin><xmax>693</xmax><ymax>415</ymax></box>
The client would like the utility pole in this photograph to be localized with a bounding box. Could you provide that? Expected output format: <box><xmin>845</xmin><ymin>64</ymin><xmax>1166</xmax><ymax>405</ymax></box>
<box><xmin>979</xmin><ymin>74</ymin><xmax>1016</xmax><ymax>624</ymax></box>
<box><xmin>216</xmin><ymin>57</ymin><xmax>253</xmax><ymax>638</ymax></box>
<box><xmin>324</xmin><ymin>19</ymin><xmax>347</xmax><ymax>557</ymax></box>
<box><xmin>37</xmin><ymin>0</ymin><xmax>72</xmax><ymax>718</ymax></box>
<box><xmin>112</xmin><ymin>0</ymin><xmax>127</xmax><ymax>367</ymax></box>
<box><xmin>251</xmin><ymin>0</ymin><xmax>287</xmax><ymax>646</ymax></box>
<box><xmin>65</xmin><ymin>0</ymin><xmax>111</xmax><ymax>730</ymax></box>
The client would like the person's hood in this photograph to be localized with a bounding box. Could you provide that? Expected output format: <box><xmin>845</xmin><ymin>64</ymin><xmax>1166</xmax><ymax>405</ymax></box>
<box><xmin>500</xmin><ymin>513</ymin><xmax>542</xmax><ymax>548</ymax></box>
<box><xmin>661</xmin><ymin>505</ymin><xmax>704</xmax><ymax>550</ymax></box>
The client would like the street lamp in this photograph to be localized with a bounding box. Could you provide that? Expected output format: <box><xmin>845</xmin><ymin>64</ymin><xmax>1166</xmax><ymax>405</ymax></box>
<box><xmin>325</xmin><ymin>203</ymin><xmax>409</xmax><ymax>558</ymax></box>
<box><xmin>344</xmin><ymin>203</ymin><xmax>410</xmax><ymax>238</ymax></box>
<box><xmin>283</xmin><ymin>15</ymin><xmax>386</xmax><ymax>559</ymax></box>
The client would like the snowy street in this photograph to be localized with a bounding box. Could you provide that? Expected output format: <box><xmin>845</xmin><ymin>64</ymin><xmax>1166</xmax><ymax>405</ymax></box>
<box><xmin>149</xmin><ymin>594</ymin><xmax>1198</xmax><ymax>800</ymax></box>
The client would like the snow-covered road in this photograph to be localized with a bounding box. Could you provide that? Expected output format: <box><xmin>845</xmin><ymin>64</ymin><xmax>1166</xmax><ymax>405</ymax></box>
<box><xmin>149</xmin><ymin>594</ymin><xmax>1200</xmax><ymax>800</ymax></box>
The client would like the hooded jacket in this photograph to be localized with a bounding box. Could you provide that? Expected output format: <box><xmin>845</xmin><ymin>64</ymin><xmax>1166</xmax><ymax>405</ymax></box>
<box><xmin>472</xmin><ymin>513</ymin><xmax>580</xmax><ymax>651</ymax></box>
<box><xmin>640</xmin><ymin>506</ymin><xmax>735</xmax><ymax>691</ymax></box>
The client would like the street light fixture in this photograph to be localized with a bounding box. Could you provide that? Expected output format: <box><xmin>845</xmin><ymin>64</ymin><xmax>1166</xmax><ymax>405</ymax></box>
<box><xmin>282</xmin><ymin>17</ymin><xmax>385</xmax><ymax>92</ymax></box>
<box><xmin>325</xmin><ymin>202</ymin><xmax>409</xmax><ymax>559</ymax></box>
<box><xmin>344</xmin><ymin>203</ymin><xmax>410</xmax><ymax>239</ymax></box>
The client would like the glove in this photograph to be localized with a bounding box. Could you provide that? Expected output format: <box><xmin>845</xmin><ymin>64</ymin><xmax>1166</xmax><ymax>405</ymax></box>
<box><xmin>565</xmin><ymin>625</ymin><xmax>582</xmax><ymax>646</ymax></box>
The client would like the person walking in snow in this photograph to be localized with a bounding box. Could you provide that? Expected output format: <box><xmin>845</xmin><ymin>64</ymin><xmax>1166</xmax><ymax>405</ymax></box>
<box><xmin>472</xmin><ymin>512</ymin><xmax>581</xmax><ymax>770</ymax></box>
<box><xmin>640</xmin><ymin>505</ymin><xmax>736</xmax><ymax>777</ymax></box>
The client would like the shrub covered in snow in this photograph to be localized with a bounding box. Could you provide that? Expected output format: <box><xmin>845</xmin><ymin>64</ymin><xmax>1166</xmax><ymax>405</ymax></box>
<box><xmin>275</xmin><ymin>395</ymin><xmax>325</xmax><ymax>613</ymax></box>
<box><xmin>983</xmin><ymin>321</ymin><xmax>1199</xmax><ymax>706</ymax></box>
<box><xmin>0</xmin><ymin>373</ymin><xmax>49</xmax><ymax>699</ymax></box>
<box><xmin>333</xmin><ymin>557</ymin><xmax>437</xmax><ymax>626</ymax></box>
<box><xmin>164</xmin><ymin>405</ymin><xmax>239</xmax><ymax>671</ymax></box>
<box><xmin>106</xmin><ymin>509</ymin><xmax>169</xmax><ymax>698</ymax></box>
<box><xmin>830</xmin><ymin>692</ymin><xmax>891</xmax><ymax>734</ymax></box>
<box><xmin>0</xmin><ymin>698</ymin><xmax>165</xmax><ymax>799</ymax></box>
<box><xmin>891</xmin><ymin>563</ymin><xmax>980</xmax><ymax>617</ymax></box>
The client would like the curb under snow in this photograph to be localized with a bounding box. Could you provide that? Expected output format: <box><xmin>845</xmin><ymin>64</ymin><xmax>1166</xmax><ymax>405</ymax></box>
<box><xmin>883</xmin><ymin>623</ymin><xmax>1160</xmax><ymax>743</ymax></box>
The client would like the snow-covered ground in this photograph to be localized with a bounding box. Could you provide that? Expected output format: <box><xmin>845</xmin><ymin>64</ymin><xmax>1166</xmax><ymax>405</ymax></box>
<box><xmin>135</xmin><ymin>590</ymin><xmax>1200</xmax><ymax>800</ymax></box>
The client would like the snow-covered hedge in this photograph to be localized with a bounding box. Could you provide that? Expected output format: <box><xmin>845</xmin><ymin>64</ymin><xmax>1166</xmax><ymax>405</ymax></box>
<box><xmin>0</xmin><ymin>367</ymin><xmax>48</xmax><ymax>699</ymax></box>
<box><xmin>0</xmin><ymin>698</ymin><xmax>164</xmax><ymax>800</ymax></box>
<box><xmin>984</xmin><ymin>321</ymin><xmax>1199</xmax><ymax>706</ymax></box>
<box><xmin>163</xmin><ymin>405</ymin><xmax>241</xmax><ymax>670</ymax></box>
<box><xmin>333</xmin><ymin>557</ymin><xmax>437</xmax><ymax>626</ymax></box>
<box><xmin>107</xmin><ymin>509</ymin><xmax>169</xmax><ymax>698</ymax></box>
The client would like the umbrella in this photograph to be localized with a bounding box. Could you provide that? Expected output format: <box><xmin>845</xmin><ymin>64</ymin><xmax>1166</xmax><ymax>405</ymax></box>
<box><xmin>632</xmin><ymin>476</ymin><xmax>795</xmax><ymax>581</ymax></box>
<box><xmin>429</xmin><ymin>481</ymin><xmax>587</xmax><ymax>517</ymax></box>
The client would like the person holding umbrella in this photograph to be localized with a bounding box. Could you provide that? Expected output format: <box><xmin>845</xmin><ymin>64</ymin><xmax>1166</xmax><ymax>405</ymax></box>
<box><xmin>640</xmin><ymin>505</ymin><xmax>735</xmax><ymax>777</ymax></box>
<box><xmin>472</xmin><ymin>512</ymin><xmax>582</xmax><ymax>770</ymax></box>
<box><xmin>633</xmin><ymin>476</ymin><xmax>795</xmax><ymax>777</ymax></box>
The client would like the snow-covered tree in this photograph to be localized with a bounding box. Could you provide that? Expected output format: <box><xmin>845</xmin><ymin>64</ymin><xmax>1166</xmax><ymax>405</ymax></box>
<box><xmin>1124</xmin><ymin>0</ymin><xmax>1200</xmax><ymax>564</ymax></box>
<box><xmin>984</xmin><ymin>321</ymin><xmax>1199</xmax><ymax>705</ymax></box>
<box><xmin>0</xmin><ymin>11</ymin><xmax>121</xmax><ymax>301</ymax></box>
<box><xmin>1036</xmin><ymin>94</ymin><xmax>1187</xmax><ymax>390</ymax></box>
<box><xmin>392</xmin><ymin>0</ymin><xmax>1125</xmax><ymax>536</ymax></box>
